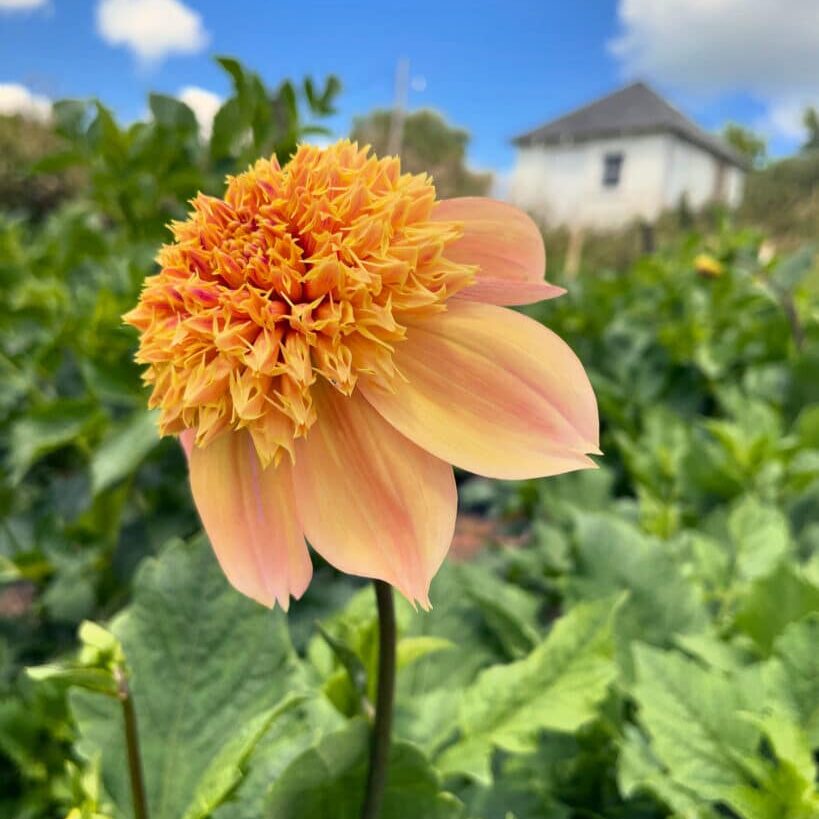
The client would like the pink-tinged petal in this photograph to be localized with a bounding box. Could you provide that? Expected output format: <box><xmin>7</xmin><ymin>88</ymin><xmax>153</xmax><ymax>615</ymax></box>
<box><xmin>179</xmin><ymin>429</ymin><xmax>195</xmax><ymax>458</ymax></box>
<box><xmin>188</xmin><ymin>430</ymin><xmax>312</xmax><ymax>609</ymax></box>
<box><xmin>434</xmin><ymin>197</ymin><xmax>562</xmax><ymax>305</ymax></box>
<box><xmin>459</xmin><ymin>278</ymin><xmax>566</xmax><ymax>306</ymax></box>
<box><xmin>292</xmin><ymin>384</ymin><xmax>457</xmax><ymax>608</ymax></box>
<box><xmin>360</xmin><ymin>300</ymin><xmax>599</xmax><ymax>480</ymax></box>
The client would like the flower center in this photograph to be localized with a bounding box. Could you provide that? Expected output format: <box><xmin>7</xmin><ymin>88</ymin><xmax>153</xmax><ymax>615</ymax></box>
<box><xmin>124</xmin><ymin>141</ymin><xmax>474</xmax><ymax>466</ymax></box>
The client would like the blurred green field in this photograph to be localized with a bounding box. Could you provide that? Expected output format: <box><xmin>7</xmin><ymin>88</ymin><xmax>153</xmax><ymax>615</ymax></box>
<box><xmin>1</xmin><ymin>59</ymin><xmax>819</xmax><ymax>819</ymax></box>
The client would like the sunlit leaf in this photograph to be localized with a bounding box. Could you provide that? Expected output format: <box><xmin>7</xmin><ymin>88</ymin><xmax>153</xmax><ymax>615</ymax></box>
<box><xmin>70</xmin><ymin>537</ymin><xmax>306</xmax><ymax>819</ymax></box>
<box><xmin>437</xmin><ymin>596</ymin><xmax>622</xmax><ymax>782</ymax></box>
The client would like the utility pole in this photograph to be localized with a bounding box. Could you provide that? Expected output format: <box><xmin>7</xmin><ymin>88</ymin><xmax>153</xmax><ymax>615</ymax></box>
<box><xmin>386</xmin><ymin>57</ymin><xmax>410</xmax><ymax>157</ymax></box>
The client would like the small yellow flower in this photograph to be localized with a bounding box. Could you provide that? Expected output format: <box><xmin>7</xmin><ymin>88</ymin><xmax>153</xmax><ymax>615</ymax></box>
<box><xmin>694</xmin><ymin>253</ymin><xmax>724</xmax><ymax>278</ymax></box>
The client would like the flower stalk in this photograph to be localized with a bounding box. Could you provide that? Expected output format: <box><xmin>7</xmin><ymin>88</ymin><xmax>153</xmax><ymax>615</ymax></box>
<box><xmin>114</xmin><ymin>666</ymin><xmax>149</xmax><ymax>819</ymax></box>
<box><xmin>361</xmin><ymin>580</ymin><xmax>396</xmax><ymax>819</ymax></box>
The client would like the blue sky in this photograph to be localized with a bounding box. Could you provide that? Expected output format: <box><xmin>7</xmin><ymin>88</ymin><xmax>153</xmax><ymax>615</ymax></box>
<box><xmin>0</xmin><ymin>0</ymin><xmax>816</xmax><ymax>174</ymax></box>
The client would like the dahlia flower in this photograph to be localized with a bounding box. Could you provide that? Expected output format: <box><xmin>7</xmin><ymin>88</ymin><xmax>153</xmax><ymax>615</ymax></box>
<box><xmin>124</xmin><ymin>140</ymin><xmax>598</xmax><ymax>609</ymax></box>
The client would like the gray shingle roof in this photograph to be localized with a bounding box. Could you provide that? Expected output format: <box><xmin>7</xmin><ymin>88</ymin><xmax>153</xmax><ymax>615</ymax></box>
<box><xmin>513</xmin><ymin>82</ymin><xmax>747</xmax><ymax>168</ymax></box>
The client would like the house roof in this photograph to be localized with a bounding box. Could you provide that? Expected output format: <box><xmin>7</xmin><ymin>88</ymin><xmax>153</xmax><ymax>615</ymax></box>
<box><xmin>513</xmin><ymin>82</ymin><xmax>747</xmax><ymax>168</ymax></box>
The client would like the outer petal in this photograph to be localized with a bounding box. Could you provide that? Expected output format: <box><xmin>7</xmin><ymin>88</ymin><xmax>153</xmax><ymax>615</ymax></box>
<box><xmin>188</xmin><ymin>429</ymin><xmax>312</xmax><ymax>609</ymax></box>
<box><xmin>360</xmin><ymin>300</ymin><xmax>599</xmax><ymax>480</ymax></box>
<box><xmin>179</xmin><ymin>429</ymin><xmax>195</xmax><ymax>458</ymax></box>
<box><xmin>434</xmin><ymin>197</ymin><xmax>564</xmax><ymax>305</ymax></box>
<box><xmin>292</xmin><ymin>384</ymin><xmax>457</xmax><ymax>608</ymax></box>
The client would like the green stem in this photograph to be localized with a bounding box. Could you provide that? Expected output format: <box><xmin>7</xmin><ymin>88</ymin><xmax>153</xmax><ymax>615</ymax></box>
<box><xmin>114</xmin><ymin>666</ymin><xmax>149</xmax><ymax>819</ymax></box>
<box><xmin>360</xmin><ymin>580</ymin><xmax>396</xmax><ymax>819</ymax></box>
<box><xmin>782</xmin><ymin>292</ymin><xmax>805</xmax><ymax>351</ymax></box>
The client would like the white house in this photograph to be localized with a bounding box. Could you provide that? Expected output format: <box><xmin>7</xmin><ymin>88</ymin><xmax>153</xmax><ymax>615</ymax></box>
<box><xmin>508</xmin><ymin>82</ymin><xmax>747</xmax><ymax>230</ymax></box>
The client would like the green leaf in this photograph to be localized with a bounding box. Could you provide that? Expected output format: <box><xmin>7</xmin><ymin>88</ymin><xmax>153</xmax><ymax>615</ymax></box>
<box><xmin>70</xmin><ymin>537</ymin><xmax>306</xmax><ymax>819</ymax></box>
<box><xmin>90</xmin><ymin>410</ymin><xmax>160</xmax><ymax>494</ymax></box>
<box><xmin>210</xmin><ymin>98</ymin><xmax>244</xmax><ymax>158</ymax></box>
<box><xmin>734</xmin><ymin>563</ymin><xmax>819</xmax><ymax>654</ymax></box>
<box><xmin>212</xmin><ymin>697</ymin><xmax>345</xmax><ymax>819</ymax></box>
<box><xmin>768</xmin><ymin>245</ymin><xmax>816</xmax><ymax>293</ymax></box>
<box><xmin>534</xmin><ymin>467</ymin><xmax>615</xmax><ymax>525</ymax></box>
<box><xmin>763</xmin><ymin>614</ymin><xmax>819</xmax><ymax>746</ymax></box>
<box><xmin>674</xmin><ymin>630</ymin><xmax>749</xmax><ymax>674</ymax></box>
<box><xmin>436</xmin><ymin>595</ymin><xmax>621</xmax><ymax>782</ymax></box>
<box><xmin>0</xmin><ymin>697</ymin><xmax>50</xmax><ymax>782</ymax></box>
<box><xmin>30</xmin><ymin>149</ymin><xmax>85</xmax><ymax>173</ymax></box>
<box><xmin>729</xmin><ymin>712</ymin><xmax>819</xmax><ymax>819</ymax></box>
<box><xmin>631</xmin><ymin>645</ymin><xmax>763</xmax><ymax>811</ymax></box>
<box><xmin>727</xmin><ymin>497</ymin><xmax>792</xmax><ymax>582</ymax></box>
<box><xmin>397</xmin><ymin>562</ymin><xmax>502</xmax><ymax>691</ymax></box>
<box><xmin>396</xmin><ymin>636</ymin><xmax>453</xmax><ymax>671</ymax></box>
<box><xmin>341</xmin><ymin>562</ymin><xmax>503</xmax><ymax>754</ymax></box>
<box><xmin>41</xmin><ymin>554</ymin><xmax>97</xmax><ymax>624</ymax></box>
<box><xmin>0</xmin><ymin>555</ymin><xmax>22</xmax><ymax>582</ymax></box>
<box><xmin>795</xmin><ymin>405</ymin><xmax>819</xmax><ymax>449</ymax></box>
<box><xmin>88</xmin><ymin>102</ymin><xmax>125</xmax><ymax>159</ymax></box>
<box><xmin>745</xmin><ymin>712</ymin><xmax>815</xmax><ymax>784</ymax></box>
<box><xmin>7</xmin><ymin>399</ymin><xmax>103</xmax><ymax>484</ymax></box>
<box><xmin>51</xmin><ymin>97</ymin><xmax>92</xmax><ymax>138</ymax></box>
<box><xmin>78</xmin><ymin>620</ymin><xmax>123</xmax><ymax>658</ymax></box>
<box><xmin>456</xmin><ymin>562</ymin><xmax>539</xmax><ymax>659</ymax></box>
<box><xmin>613</xmin><ymin>405</ymin><xmax>690</xmax><ymax>498</ymax></box>
<box><xmin>26</xmin><ymin>664</ymin><xmax>117</xmax><ymax>696</ymax></box>
<box><xmin>618</xmin><ymin>725</ymin><xmax>718</xmax><ymax>819</ymax></box>
<box><xmin>180</xmin><ymin>694</ymin><xmax>304</xmax><ymax>819</ymax></box>
<box><xmin>264</xmin><ymin>718</ymin><xmax>464</xmax><ymax>819</ymax></box>
<box><xmin>215</xmin><ymin>56</ymin><xmax>247</xmax><ymax>90</ymax></box>
<box><xmin>316</xmin><ymin>619</ymin><xmax>452</xmax><ymax>719</ymax></box>
<box><xmin>149</xmin><ymin>94</ymin><xmax>198</xmax><ymax>132</ymax></box>
<box><xmin>567</xmin><ymin>512</ymin><xmax>708</xmax><ymax>678</ymax></box>
<box><xmin>315</xmin><ymin>621</ymin><xmax>369</xmax><ymax>714</ymax></box>
<box><xmin>303</xmin><ymin>75</ymin><xmax>341</xmax><ymax>116</ymax></box>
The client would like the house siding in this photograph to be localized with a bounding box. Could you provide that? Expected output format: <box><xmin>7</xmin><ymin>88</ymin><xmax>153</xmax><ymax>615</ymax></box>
<box><xmin>662</xmin><ymin>135</ymin><xmax>743</xmax><ymax>210</ymax></box>
<box><xmin>724</xmin><ymin>165</ymin><xmax>745</xmax><ymax>208</ymax></box>
<box><xmin>509</xmin><ymin>133</ymin><xmax>744</xmax><ymax>229</ymax></box>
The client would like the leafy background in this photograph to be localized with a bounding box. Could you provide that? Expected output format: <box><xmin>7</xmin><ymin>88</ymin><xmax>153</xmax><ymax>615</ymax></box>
<box><xmin>1</xmin><ymin>58</ymin><xmax>818</xmax><ymax>819</ymax></box>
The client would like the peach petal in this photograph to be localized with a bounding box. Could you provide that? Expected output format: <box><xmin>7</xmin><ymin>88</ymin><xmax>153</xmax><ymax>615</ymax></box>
<box><xmin>179</xmin><ymin>429</ymin><xmax>195</xmax><ymax>458</ymax></box>
<box><xmin>459</xmin><ymin>278</ymin><xmax>566</xmax><ymax>306</ymax></box>
<box><xmin>360</xmin><ymin>300</ymin><xmax>599</xmax><ymax>480</ymax></box>
<box><xmin>292</xmin><ymin>384</ymin><xmax>457</xmax><ymax>608</ymax></box>
<box><xmin>188</xmin><ymin>429</ymin><xmax>312</xmax><ymax>609</ymax></box>
<box><xmin>434</xmin><ymin>197</ymin><xmax>560</xmax><ymax>305</ymax></box>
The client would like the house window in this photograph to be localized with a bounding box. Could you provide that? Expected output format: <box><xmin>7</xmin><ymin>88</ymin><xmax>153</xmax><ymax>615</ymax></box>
<box><xmin>602</xmin><ymin>152</ymin><xmax>624</xmax><ymax>187</ymax></box>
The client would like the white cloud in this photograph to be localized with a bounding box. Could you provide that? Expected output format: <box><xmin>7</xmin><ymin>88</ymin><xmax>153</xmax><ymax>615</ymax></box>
<box><xmin>96</xmin><ymin>0</ymin><xmax>208</xmax><ymax>63</ymax></box>
<box><xmin>0</xmin><ymin>83</ymin><xmax>51</xmax><ymax>120</ymax></box>
<box><xmin>610</xmin><ymin>0</ymin><xmax>819</xmax><ymax>140</ymax></box>
<box><xmin>611</xmin><ymin>0</ymin><xmax>819</xmax><ymax>95</ymax></box>
<box><xmin>178</xmin><ymin>85</ymin><xmax>221</xmax><ymax>138</ymax></box>
<box><xmin>762</xmin><ymin>95</ymin><xmax>819</xmax><ymax>142</ymax></box>
<box><xmin>0</xmin><ymin>0</ymin><xmax>47</xmax><ymax>9</ymax></box>
<box><xmin>308</xmin><ymin>134</ymin><xmax>335</xmax><ymax>149</ymax></box>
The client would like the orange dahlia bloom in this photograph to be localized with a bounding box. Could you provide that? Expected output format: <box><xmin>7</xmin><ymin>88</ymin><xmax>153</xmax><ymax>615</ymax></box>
<box><xmin>124</xmin><ymin>140</ymin><xmax>599</xmax><ymax>609</ymax></box>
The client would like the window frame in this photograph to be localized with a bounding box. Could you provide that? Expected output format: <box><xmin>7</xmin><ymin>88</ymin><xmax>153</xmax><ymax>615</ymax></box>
<box><xmin>602</xmin><ymin>152</ymin><xmax>624</xmax><ymax>188</ymax></box>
